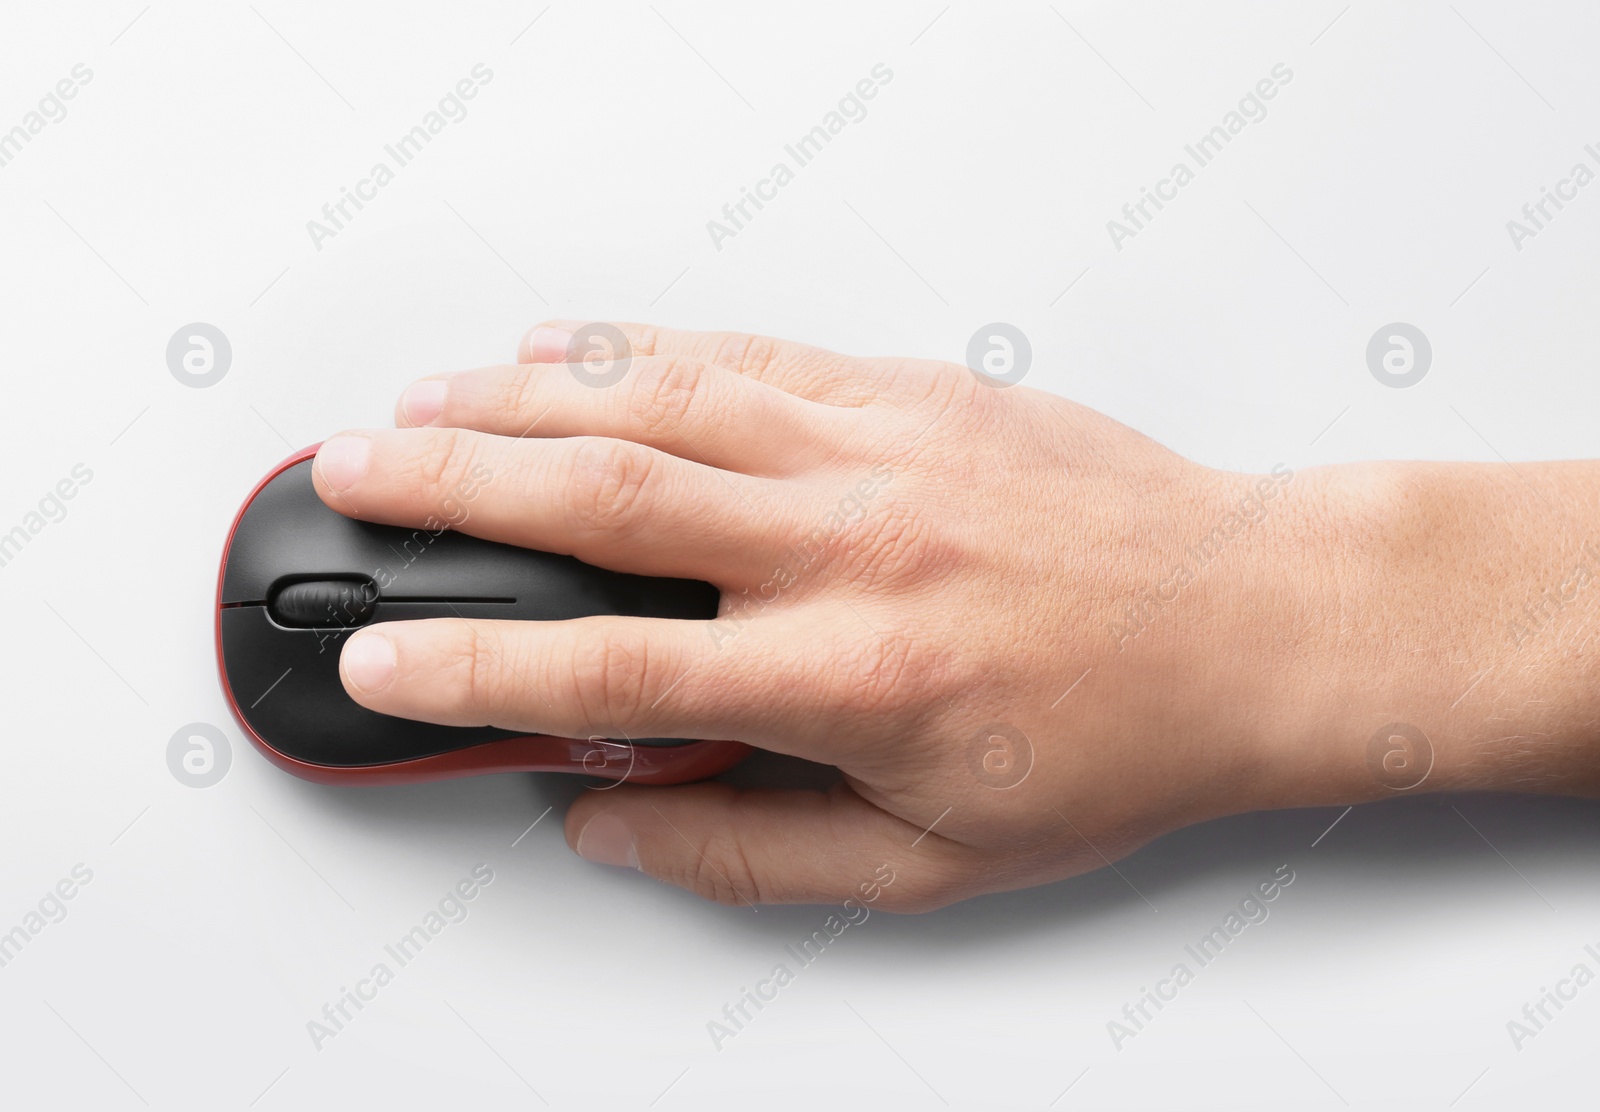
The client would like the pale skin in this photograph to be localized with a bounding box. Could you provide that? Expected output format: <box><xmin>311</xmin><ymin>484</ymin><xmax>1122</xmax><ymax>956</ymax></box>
<box><xmin>310</xmin><ymin>322</ymin><xmax>1600</xmax><ymax>911</ymax></box>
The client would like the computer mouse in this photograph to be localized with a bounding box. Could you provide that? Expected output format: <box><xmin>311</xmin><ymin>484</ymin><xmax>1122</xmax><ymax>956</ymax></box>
<box><xmin>215</xmin><ymin>444</ymin><xmax>749</xmax><ymax>785</ymax></box>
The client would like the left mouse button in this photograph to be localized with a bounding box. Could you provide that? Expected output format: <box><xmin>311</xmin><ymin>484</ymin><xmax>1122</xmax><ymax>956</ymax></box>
<box><xmin>267</xmin><ymin>577</ymin><xmax>378</xmax><ymax>628</ymax></box>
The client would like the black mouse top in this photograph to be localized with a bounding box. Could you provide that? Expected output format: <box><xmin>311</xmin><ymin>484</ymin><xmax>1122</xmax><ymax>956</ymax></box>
<box><xmin>217</xmin><ymin>457</ymin><xmax>719</xmax><ymax>768</ymax></box>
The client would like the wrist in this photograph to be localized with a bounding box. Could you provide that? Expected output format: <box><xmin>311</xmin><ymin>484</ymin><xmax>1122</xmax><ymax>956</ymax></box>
<box><xmin>1247</xmin><ymin>460</ymin><xmax>1600</xmax><ymax>808</ymax></box>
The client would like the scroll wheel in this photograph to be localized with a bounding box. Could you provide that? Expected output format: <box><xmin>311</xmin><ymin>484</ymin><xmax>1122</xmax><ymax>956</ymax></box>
<box><xmin>267</xmin><ymin>578</ymin><xmax>378</xmax><ymax>628</ymax></box>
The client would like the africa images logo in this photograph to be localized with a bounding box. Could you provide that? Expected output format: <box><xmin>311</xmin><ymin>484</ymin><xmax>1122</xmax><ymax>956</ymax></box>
<box><xmin>306</xmin><ymin>65</ymin><xmax>494</xmax><ymax>250</ymax></box>
<box><xmin>1107</xmin><ymin>64</ymin><xmax>1293</xmax><ymax>249</ymax></box>
<box><xmin>706</xmin><ymin>63</ymin><xmax>893</xmax><ymax>250</ymax></box>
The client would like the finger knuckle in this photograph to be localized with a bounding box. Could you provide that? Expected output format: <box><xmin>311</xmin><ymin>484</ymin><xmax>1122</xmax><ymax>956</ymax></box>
<box><xmin>445</xmin><ymin>622</ymin><xmax>508</xmax><ymax>725</ymax></box>
<box><xmin>875</xmin><ymin>866</ymin><xmax>966</xmax><ymax>913</ymax></box>
<box><xmin>707</xmin><ymin>332</ymin><xmax>780</xmax><ymax>376</ymax></box>
<box><xmin>567</xmin><ymin>438</ymin><xmax>658</xmax><ymax>537</ymax></box>
<box><xmin>631</xmin><ymin>323</ymin><xmax>661</xmax><ymax>358</ymax></box>
<box><xmin>855</xmin><ymin>498</ymin><xmax>944</xmax><ymax>589</ymax></box>
<box><xmin>630</xmin><ymin>357</ymin><xmax>705</xmax><ymax>438</ymax></box>
<box><xmin>412</xmin><ymin>428</ymin><xmax>477</xmax><ymax>500</ymax></box>
<box><xmin>899</xmin><ymin>359</ymin><xmax>986</xmax><ymax>413</ymax></box>
<box><xmin>829</xmin><ymin>624</ymin><xmax>929</xmax><ymax>721</ymax></box>
<box><xmin>570</xmin><ymin>632</ymin><xmax>652</xmax><ymax>730</ymax></box>
<box><xmin>673</xmin><ymin>836</ymin><xmax>766</xmax><ymax>907</ymax></box>
<box><xmin>502</xmin><ymin>365</ymin><xmax>543</xmax><ymax>420</ymax></box>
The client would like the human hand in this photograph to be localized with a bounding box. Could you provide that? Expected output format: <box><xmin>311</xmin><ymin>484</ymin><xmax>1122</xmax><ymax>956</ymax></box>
<box><xmin>311</xmin><ymin>322</ymin><xmax>1600</xmax><ymax>910</ymax></box>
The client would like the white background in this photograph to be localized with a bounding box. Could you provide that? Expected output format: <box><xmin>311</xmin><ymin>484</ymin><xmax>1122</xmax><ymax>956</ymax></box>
<box><xmin>2</xmin><ymin>1</ymin><xmax>1598</xmax><ymax>1108</ymax></box>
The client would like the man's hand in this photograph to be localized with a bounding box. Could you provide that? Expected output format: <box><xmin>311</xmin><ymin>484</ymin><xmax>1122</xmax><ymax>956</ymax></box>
<box><xmin>311</xmin><ymin>322</ymin><xmax>1600</xmax><ymax>910</ymax></box>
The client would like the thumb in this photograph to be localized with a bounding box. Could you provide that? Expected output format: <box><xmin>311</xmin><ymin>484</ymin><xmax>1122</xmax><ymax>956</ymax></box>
<box><xmin>563</xmin><ymin>782</ymin><xmax>976</xmax><ymax>912</ymax></box>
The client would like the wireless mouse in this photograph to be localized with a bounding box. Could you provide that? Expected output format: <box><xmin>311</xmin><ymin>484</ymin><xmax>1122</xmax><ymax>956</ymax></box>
<box><xmin>216</xmin><ymin>444</ymin><xmax>749</xmax><ymax>785</ymax></box>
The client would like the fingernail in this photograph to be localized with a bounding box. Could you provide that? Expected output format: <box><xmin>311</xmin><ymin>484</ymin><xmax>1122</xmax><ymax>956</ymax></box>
<box><xmin>526</xmin><ymin>325</ymin><xmax>574</xmax><ymax>364</ymax></box>
<box><xmin>342</xmin><ymin>631</ymin><xmax>396</xmax><ymax>693</ymax></box>
<box><xmin>401</xmin><ymin>380</ymin><xmax>448</xmax><ymax>427</ymax></box>
<box><xmin>575</xmin><ymin>814</ymin><xmax>639</xmax><ymax>868</ymax></box>
<box><xmin>317</xmin><ymin>435</ymin><xmax>371</xmax><ymax>492</ymax></box>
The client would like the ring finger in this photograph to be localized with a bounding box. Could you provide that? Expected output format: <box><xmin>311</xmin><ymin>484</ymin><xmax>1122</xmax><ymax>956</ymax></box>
<box><xmin>397</xmin><ymin>355</ymin><xmax>853</xmax><ymax>475</ymax></box>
